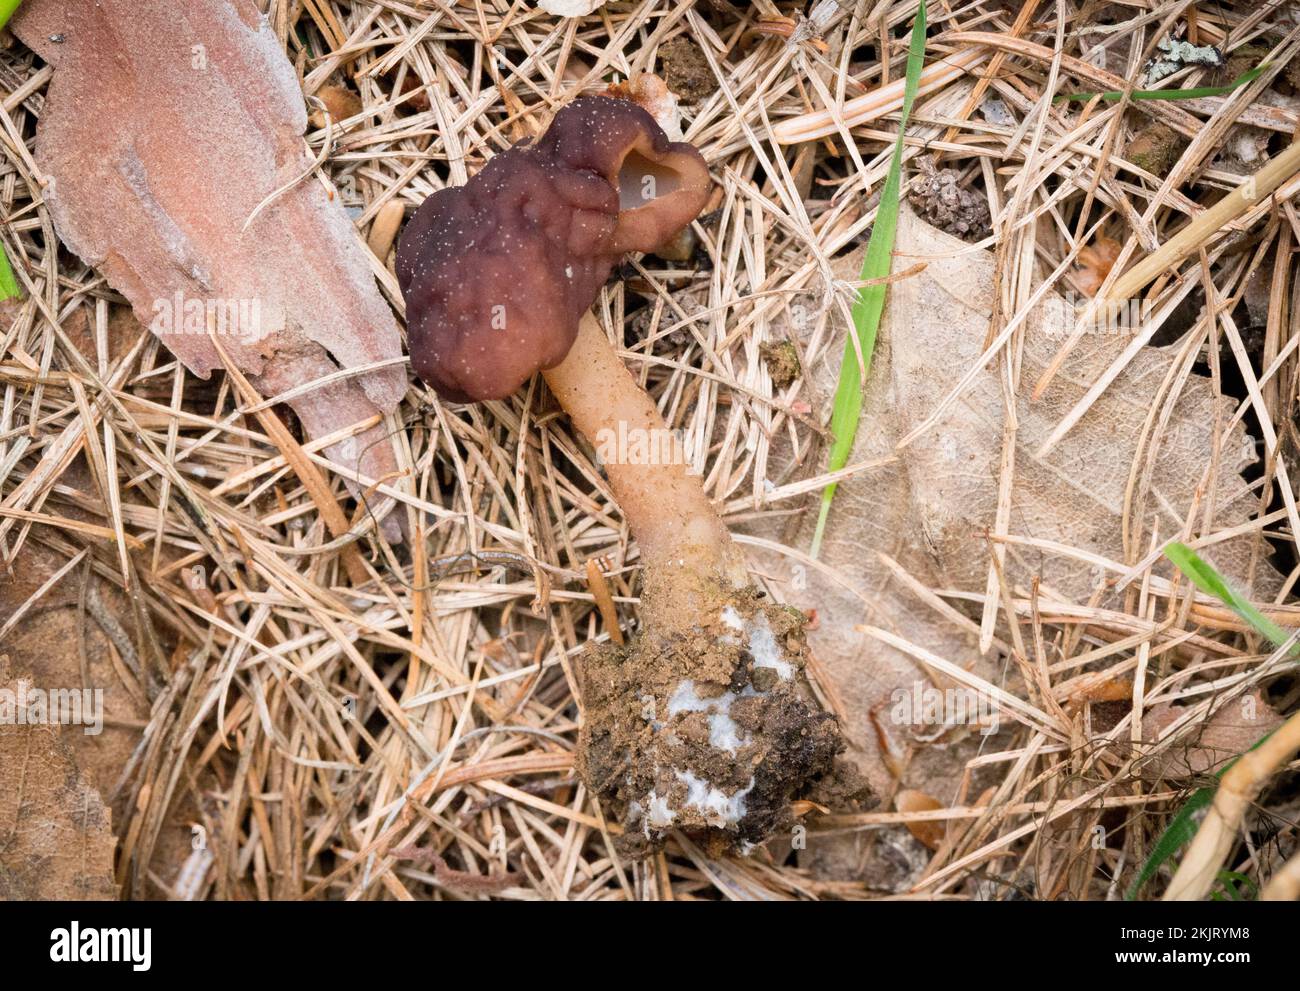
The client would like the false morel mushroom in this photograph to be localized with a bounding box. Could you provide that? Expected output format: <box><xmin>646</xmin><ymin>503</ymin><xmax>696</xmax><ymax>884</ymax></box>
<box><xmin>398</xmin><ymin>96</ymin><xmax>869</xmax><ymax>855</ymax></box>
<box><xmin>396</xmin><ymin>96</ymin><xmax>711</xmax><ymax>403</ymax></box>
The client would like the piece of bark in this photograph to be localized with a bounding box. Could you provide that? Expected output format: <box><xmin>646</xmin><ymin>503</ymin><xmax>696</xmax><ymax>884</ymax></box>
<box><xmin>12</xmin><ymin>0</ymin><xmax>405</xmax><ymax>509</ymax></box>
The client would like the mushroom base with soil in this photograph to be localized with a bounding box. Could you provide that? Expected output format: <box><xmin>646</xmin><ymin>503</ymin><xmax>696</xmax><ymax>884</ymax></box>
<box><xmin>543</xmin><ymin>313</ymin><xmax>871</xmax><ymax>855</ymax></box>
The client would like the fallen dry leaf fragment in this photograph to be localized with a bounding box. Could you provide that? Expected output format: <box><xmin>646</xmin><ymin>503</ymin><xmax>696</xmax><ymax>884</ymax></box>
<box><xmin>1140</xmin><ymin>690</ymin><xmax>1285</xmax><ymax>781</ymax></box>
<box><xmin>604</xmin><ymin>73</ymin><xmax>683</xmax><ymax>139</ymax></box>
<box><xmin>12</xmin><ymin>0</ymin><xmax>405</xmax><ymax>500</ymax></box>
<box><xmin>0</xmin><ymin>657</ymin><xmax>117</xmax><ymax>900</ymax></box>
<box><xmin>367</xmin><ymin>201</ymin><xmax>407</xmax><ymax>262</ymax></box>
<box><xmin>752</xmin><ymin>208</ymin><xmax>1277</xmax><ymax>876</ymax></box>
<box><xmin>1075</xmin><ymin>235</ymin><xmax>1122</xmax><ymax>297</ymax></box>
<box><xmin>896</xmin><ymin>789</ymin><xmax>946</xmax><ymax>851</ymax></box>
<box><xmin>309</xmin><ymin>83</ymin><xmax>363</xmax><ymax>129</ymax></box>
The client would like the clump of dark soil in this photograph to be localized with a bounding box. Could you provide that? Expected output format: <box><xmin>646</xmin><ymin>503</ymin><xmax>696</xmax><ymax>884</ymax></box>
<box><xmin>577</xmin><ymin>584</ymin><xmax>871</xmax><ymax>857</ymax></box>
<box><xmin>1127</xmin><ymin>121</ymin><xmax>1187</xmax><ymax>177</ymax></box>
<box><xmin>907</xmin><ymin>160</ymin><xmax>991</xmax><ymax>242</ymax></box>
<box><xmin>760</xmin><ymin>339</ymin><xmax>802</xmax><ymax>388</ymax></box>
<box><xmin>658</xmin><ymin>36</ymin><xmax>715</xmax><ymax>103</ymax></box>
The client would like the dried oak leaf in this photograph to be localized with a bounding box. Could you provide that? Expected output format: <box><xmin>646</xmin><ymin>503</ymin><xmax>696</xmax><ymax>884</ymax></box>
<box><xmin>0</xmin><ymin>657</ymin><xmax>117</xmax><ymax>900</ymax></box>
<box><xmin>12</xmin><ymin>0</ymin><xmax>405</xmax><ymax>495</ymax></box>
<box><xmin>750</xmin><ymin>209</ymin><xmax>1277</xmax><ymax>872</ymax></box>
<box><xmin>1139</xmin><ymin>690</ymin><xmax>1284</xmax><ymax>782</ymax></box>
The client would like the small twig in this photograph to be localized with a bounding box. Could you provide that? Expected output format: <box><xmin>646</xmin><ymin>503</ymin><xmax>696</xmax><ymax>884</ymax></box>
<box><xmin>1109</xmin><ymin>140</ymin><xmax>1300</xmax><ymax>301</ymax></box>
<box><xmin>584</xmin><ymin>557</ymin><xmax>624</xmax><ymax>646</ymax></box>
<box><xmin>1163</xmin><ymin>709</ymin><xmax>1300</xmax><ymax>901</ymax></box>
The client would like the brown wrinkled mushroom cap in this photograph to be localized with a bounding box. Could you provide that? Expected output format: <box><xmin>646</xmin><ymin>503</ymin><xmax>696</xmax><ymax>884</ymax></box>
<box><xmin>396</xmin><ymin>96</ymin><xmax>711</xmax><ymax>402</ymax></box>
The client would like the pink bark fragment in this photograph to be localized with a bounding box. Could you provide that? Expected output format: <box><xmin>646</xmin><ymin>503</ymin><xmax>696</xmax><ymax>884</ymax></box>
<box><xmin>13</xmin><ymin>0</ymin><xmax>406</xmax><ymax>515</ymax></box>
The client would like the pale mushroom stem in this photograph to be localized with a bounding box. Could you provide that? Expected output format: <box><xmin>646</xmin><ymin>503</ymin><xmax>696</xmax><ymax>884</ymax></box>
<box><xmin>541</xmin><ymin>310</ymin><xmax>748</xmax><ymax>616</ymax></box>
<box><xmin>544</xmin><ymin>310</ymin><xmax>858</xmax><ymax>852</ymax></box>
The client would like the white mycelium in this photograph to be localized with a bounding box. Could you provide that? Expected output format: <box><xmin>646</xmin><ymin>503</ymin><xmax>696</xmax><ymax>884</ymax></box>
<box><xmin>644</xmin><ymin>790</ymin><xmax>677</xmax><ymax>829</ymax></box>
<box><xmin>676</xmin><ymin>770</ymin><xmax>755</xmax><ymax>827</ymax></box>
<box><xmin>667</xmin><ymin>679</ymin><xmax>748</xmax><ymax>753</ymax></box>
<box><xmin>720</xmin><ymin>606</ymin><xmax>793</xmax><ymax>680</ymax></box>
<box><xmin>633</xmin><ymin>605</ymin><xmax>796</xmax><ymax>836</ymax></box>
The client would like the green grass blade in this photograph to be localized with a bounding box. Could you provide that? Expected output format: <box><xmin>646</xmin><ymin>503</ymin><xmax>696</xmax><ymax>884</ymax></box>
<box><xmin>1126</xmin><ymin>543</ymin><xmax>1289</xmax><ymax>899</ymax></box>
<box><xmin>1163</xmin><ymin>541</ymin><xmax>1293</xmax><ymax>648</ymax></box>
<box><xmin>0</xmin><ymin>0</ymin><xmax>21</xmax><ymax>32</ymax></box>
<box><xmin>1126</xmin><ymin>787</ymin><xmax>1212</xmax><ymax>900</ymax></box>
<box><xmin>0</xmin><ymin>3</ymin><xmax>18</xmax><ymax>298</ymax></box>
<box><xmin>1055</xmin><ymin>65</ymin><xmax>1265</xmax><ymax>104</ymax></box>
<box><xmin>0</xmin><ymin>244</ymin><xmax>20</xmax><ymax>301</ymax></box>
<box><xmin>1211</xmin><ymin>870</ymin><xmax>1257</xmax><ymax>901</ymax></box>
<box><xmin>1125</xmin><ymin>736</ymin><xmax>1279</xmax><ymax>901</ymax></box>
<box><xmin>810</xmin><ymin>1</ymin><xmax>926</xmax><ymax>558</ymax></box>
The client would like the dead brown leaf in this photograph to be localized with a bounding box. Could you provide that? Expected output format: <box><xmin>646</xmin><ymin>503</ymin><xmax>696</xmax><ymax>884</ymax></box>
<box><xmin>896</xmin><ymin>789</ymin><xmax>946</xmax><ymax>851</ymax></box>
<box><xmin>1140</xmin><ymin>689</ymin><xmax>1285</xmax><ymax>781</ymax></box>
<box><xmin>1075</xmin><ymin>235</ymin><xmax>1122</xmax><ymax>297</ymax></box>
<box><xmin>309</xmin><ymin>84</ymin><xmax>363</xmax><ymax>129</ymax></box>
<box><xmin>756</xmin><ymin>207</ymin><xmax>1276</xmax><ymax>829</ymax></box>
<box><xmin>0</xmin><ymin>654</ymin><xmax>117</xmax><ymax>900</ymax></box>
